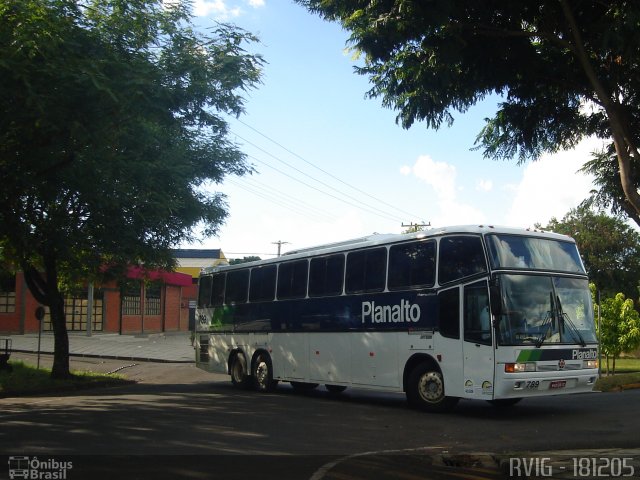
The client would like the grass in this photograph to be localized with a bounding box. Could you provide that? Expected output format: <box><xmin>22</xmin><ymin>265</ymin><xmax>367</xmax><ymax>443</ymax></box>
<box><xmin>600</xmin><ymin>357</ymin><xmax>640</xmax><ymax>373</ymax></box>
<box><xmin>594</xmin><ymin>357</ymin><xmax>640</xmax><ymax>392</ymax></box>
<box><xmin>0</xmin><ymin>360</ymin><xmax>134</xmax><ymax>397</ymax></box>
<box><xmin>595</xmin><ymin>372</ymin><xmax>640</xmax><ymax>392</ymax></box>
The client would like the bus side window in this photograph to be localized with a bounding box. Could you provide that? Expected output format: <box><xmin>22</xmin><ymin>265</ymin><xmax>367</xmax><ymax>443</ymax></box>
<box><xmin>388</xmin><ymin>240</ymin><xmax>436</xmax><ymax>290</ymax></box>
<box><xmin>225</xmin><ymin>270</ymin><xmax>249</xmax><ymax>304</ymax></box>
<box><xmin>309</xmin><ymin>254</ymin><xmax>345</xmax><ymax>297</ymax></box>
<box><xmin>438</xmin><ymin>287</ymin><xmax>460</xmax><ymax>339</ymax></box>
<box><xmin>249</xmin><ymin>264</ymin><xmax>277</xmax><ymax>302</ymax></box>
<box><xmin>464</xmin><ymin>281</ymin><xmax>491</xmax><ymax>345</ymax></box>
<box><xmin>438</xmin><ymin>236</ymin><xmax>487</xmax><ymax>284</ymax></box>
<box><xmin>211</xmin><ymin>274</ymin><xmax>225</xmax><ymax>306</ymax></box>
<box><xmin>197</xmin><ymin>275</ymin><xmax>213</xmax><ymax>308</ymax></box>
<box><xmin>345</xmin><ymin>247</ymin><xmax>387</xmax><ymax>294</ymax></box>
<box><xmin>277</xmin><ymin>260</ymin><xmax>309</xmax><ymax>299</ymax></box>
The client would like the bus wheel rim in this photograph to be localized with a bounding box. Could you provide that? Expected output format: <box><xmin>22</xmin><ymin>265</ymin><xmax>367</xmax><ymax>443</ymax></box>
<box><xmin>418</xmin><ymin>372</ymin><xmax>444</xmax><ymax>403</ymax></box>
<box><xmin>255</xmin><ymin>359</ymin><xmax>269</xmax><ymax>386</ymax></box>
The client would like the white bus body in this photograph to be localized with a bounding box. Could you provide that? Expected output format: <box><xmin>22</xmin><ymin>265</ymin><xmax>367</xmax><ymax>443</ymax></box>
<box><xmin>194</xmin><ymin>226</ymin><xmax>598</xmax><ymax>411</ymax></box>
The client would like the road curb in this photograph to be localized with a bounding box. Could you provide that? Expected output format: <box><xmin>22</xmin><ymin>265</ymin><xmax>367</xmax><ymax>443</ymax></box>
<box><xmin>11</xmin><ymin>349</ymin><xmax>195</xmax><ymax>364</ymax></box>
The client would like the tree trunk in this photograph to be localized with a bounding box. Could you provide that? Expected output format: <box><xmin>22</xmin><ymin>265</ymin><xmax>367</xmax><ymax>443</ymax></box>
<box><xmin>49</xmin><ymin>289</ymin><xmax>71</xmax><ymax>379</ymax></box>
<box><xmin>21</xmin><ymin>255</ymin><xmax>71</xmax><ymax>379</ymax></box>
<box><xmin>612</xmin><ymin>356</ymin><xmax>616</xmax><ymax>376</ymax></box>
<box><xmin>560</xmin><ymin>0</ymin><xmax>640</xmax><ymax>226</ymax></box>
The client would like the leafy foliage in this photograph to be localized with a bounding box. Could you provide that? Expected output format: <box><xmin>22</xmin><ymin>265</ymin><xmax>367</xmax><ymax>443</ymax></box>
<box><xmin>591</xmin><ymin>286</ymin><xmax>640</xmax><ymax>375</ymax></box>
<box><xmin>544</xmin><ymin>206</ymin><xmax>640</xmax><ymax>300</ymax></box>
<box><xmin>0</xmin><ymin>0</ymin><xmax>263</xmax><ymax>377</ymax></box>
<box><xmin>297</xmin><ymin>0</ymin><xmax>640</xmax><ymax>223</ymax></box>
<box><xmin>228</xmin><ymin>256</ymin><xmax>262</xmax><ymax>265</ymax></box>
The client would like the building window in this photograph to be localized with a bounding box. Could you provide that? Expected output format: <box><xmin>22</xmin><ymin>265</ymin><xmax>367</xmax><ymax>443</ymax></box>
<box><xmin>122</xmin><ymin>280</ymin><xmax>141</xmax><ymax>315</ymax></box>
<box><xmin>0</xmin><ymin>273</ymin><xmax>16</xmax><ymax>313</ymax></box>
<box><xmin>43</xmin><ymin>291</ymin><xmax>105</xmax><ymax>332</ymax></box>
<box><xmin>145</xmin><ymin>282</ymin><xmax>162</xmax><ymax>316</ymax></box>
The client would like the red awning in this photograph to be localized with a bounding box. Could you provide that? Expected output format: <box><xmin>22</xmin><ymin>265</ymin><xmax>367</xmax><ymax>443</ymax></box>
<box><xmin>126</xmin><ymin>266</ymin><xmax>192</xmax><ymax>287</ymax></box>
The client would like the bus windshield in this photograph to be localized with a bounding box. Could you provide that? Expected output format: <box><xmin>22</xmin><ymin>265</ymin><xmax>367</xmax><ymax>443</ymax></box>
<box><xmin>486</xmin><ymin>234</ymin><xmax>585</xmax><ymax>273</ymax></box>
<box><xmin>495</xmin><ymin>275</ymin><xmax>597</xmax><ymax>346</ymax></box>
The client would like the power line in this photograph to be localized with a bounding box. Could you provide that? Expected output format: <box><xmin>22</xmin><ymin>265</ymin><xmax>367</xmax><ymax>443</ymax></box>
<box><xmin>244</xmin><ymin>153</ymin><xmax>402</xmax><ymax>223</ymax></box>
<box><xmin>235</xmin><ymin>118</ymin><xmax>427</xmax><ymax>221</ymax></box>
<box><xmin>227</xmin><ymin>177</ymin><xmax>335</xmax><ymax>222</ymax></box>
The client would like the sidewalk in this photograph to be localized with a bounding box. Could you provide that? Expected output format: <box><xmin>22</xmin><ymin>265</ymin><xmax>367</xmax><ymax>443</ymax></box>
<box><xmin>2</xmin><ymin>332</ymin><xmax>195</xmax><ymax>363</ymax></box>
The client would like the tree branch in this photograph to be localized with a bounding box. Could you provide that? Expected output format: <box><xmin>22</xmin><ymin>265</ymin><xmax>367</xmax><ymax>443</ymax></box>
<box><xmin>559</xmin><ymin>0</ymin><xmax>640</xmax><ymax>217</ymax></box>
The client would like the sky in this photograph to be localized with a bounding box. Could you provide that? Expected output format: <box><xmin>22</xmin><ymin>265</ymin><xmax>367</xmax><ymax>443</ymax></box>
<box><xmin>183</xmin><ymin>0</ymin><xmax>606</xmax><ymax>259</ymax></box>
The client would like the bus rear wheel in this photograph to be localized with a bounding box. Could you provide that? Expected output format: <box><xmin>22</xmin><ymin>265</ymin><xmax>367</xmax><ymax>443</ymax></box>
<box><xmin>407</xmin><ymin>363</ymin><xmax>458</xmax><ymax>412</ymax></box>
<box><xmin>253</xmin><ymin>352</ymin><xmax>278</xmax><ymax>392</ymax></box>
<box><xmin>230</xmin><ymin>353</ymin><xmax>251</xmax><ymax>389</ymax></box>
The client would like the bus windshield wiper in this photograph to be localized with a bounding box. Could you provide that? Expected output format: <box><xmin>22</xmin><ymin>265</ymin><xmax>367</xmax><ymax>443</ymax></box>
<box><xmin>535</xmin><ymin>292</ymin><xmax>555</xmax><ymax>348</ymax></box>
<box><xmin>557</xmin><ymin>296</ymin><xmax>587</xmax><ymax>347</ymax></box>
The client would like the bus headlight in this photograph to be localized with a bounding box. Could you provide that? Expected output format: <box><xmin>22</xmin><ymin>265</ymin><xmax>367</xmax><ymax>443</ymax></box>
<box><xmin>505</xmin><ymin>362</ymin><xmax>536</xmax><ymax>373</ymax></box>
<box><xmin>583</xmin><ymin>359</ymin><xmax>598</xmax><ymax>369</ymax></box>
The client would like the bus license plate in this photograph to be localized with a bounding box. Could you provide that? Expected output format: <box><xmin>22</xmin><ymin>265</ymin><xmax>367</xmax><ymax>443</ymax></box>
<box><xmin>550</xmin><ymin>380</ymin><xmax>566</xmax><ymax>389</ymax></box>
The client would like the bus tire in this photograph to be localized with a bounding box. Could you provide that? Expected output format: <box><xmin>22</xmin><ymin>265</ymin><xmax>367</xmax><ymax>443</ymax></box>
<box><xmin>230</xmin><ymin>352</ymin><xmax>251</xmax><ymax>389</ymax></box>
<box><xmin>253</xmin><ymin>352</ymin><xmax>278</xmax><ymax>392</ymax></box>
<box><xmin>406</xmin><ymin>363</ymin><xmax>458</xmax><ymax>412</ymax></box>
<box><xmin>325</xmin><ymin>384</ymin><xmax>347</xmax><ymax>394</ymax></box>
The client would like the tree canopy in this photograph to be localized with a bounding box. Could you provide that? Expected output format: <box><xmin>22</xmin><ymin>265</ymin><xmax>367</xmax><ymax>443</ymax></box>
<box><xmin>543</xmin><ymin>206</ymin><xmax>640</xmax><ymax>300</ymax></box>
<box><xmin>297</xmin><ymin>0</ymin><xmax>640</xmax><ymax>226</ymax></box>
<box><xmin>0</xmin><ymin>0</ymin><xmax>263</xmax><ymax>377</ymax></box>
<box><xmin>591</xmin><ymin>287</ymin><xmax>640</xmax><ymax>375</ymax></box>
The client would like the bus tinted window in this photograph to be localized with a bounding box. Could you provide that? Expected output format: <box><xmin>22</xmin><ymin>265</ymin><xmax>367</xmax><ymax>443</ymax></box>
<box><xmin>211</xmin><ymin>274</ymin><xmax>225</xmax><ymax>306</ymax></box>
<box><xmin>486</xmin><ymin>234</ymin><xmax>584</xmax><ymax>273</ymax></box>
<box><xmin>277</xmin><ymin>260</ymin><xmax>308</xmax><ymax>299</ymax></box>
<box><xmin>197</xmin><ymin>275</ymin><xmax>212</xmax><ymax>308</ymax></box>
<box><xmin>438</xmin><ymin>287</ymin><xmax>460</xmax><ymax>339</ymax></box>
<box><xmin>388</xmin><ymin>240</ymin><xmax>436</xmax><ymax>290</ymax></box>
<box><xmin>249</xmin><ymin>265</ymin><xmax>277</xmax><ymax>302</ymax></box>
<box><xmin>345</xmin><ymin>247</ymin><xmax>387</xmax><ymax>294</ymax></box>
<box><xmin>464</xmin><ymin>281</ymin><xmax>491</xmax><ymax>345</ymax></box>
<box><xmin>438</xmin><ymin>236</ymin><xmax>487</xmax><ymax>284</ymax></box>
<box><xmin>225</xmin><ymin>270</ymin><xmax>249</xmax><ymax>304</ymax></box>
<box><xmin>309</xmin><ymin>254</ymin><xmax>345</xmax><ymax>297</ymax></box>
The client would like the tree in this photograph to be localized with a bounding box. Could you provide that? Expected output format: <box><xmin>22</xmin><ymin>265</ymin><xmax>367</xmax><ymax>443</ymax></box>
<box><xmin>229</xmin><ymin>256</ymin><xmax>262</xmax><ymax>265</ymax></box>
<box><xmin>592</xmin><ymin>287</ymin><xmax>640</xmax><ymax>375</ymax></box>
<box><xmin>581</xmin><ymin>146</ymin><xmax>640</xmax><ymax>227</ymax></box>
<box><xmin>296</xmin><ymin>1</ymin><xmax>640</xmax><ymax>226</ymax></box>
<box><xmin>0</xmin><ymin>0</ymin><xmax>263</xmax><ymax>378</ymax></box>
<box><xmin>543</xmin><ymin>206</ymin><xmax>640</xmax><ymax>300</ymax></box>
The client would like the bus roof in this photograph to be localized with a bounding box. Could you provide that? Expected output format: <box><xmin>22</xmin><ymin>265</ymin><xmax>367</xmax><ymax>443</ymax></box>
<box><xmin>200</xmin><ymin>225</ymin><xmax>574</xmax><ymax>275</ymax></box>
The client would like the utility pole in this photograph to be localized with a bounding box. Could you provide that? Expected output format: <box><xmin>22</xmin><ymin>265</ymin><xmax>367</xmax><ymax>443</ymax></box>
<box><xmin>272</xmin><ymin>240</ymin><xmax>289</xmax><ymax>257</ymax></box>
<box><xmin>401</xmin><ymin>222</ymin><xmax>431</xmax><ymax>233</ymax></box>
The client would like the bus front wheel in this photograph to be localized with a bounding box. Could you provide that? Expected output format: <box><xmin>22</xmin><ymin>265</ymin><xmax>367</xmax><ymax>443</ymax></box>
<box><xmin>253</xmin><ymin>352</ymin><xmax>278</xmax><ymax>392</ymax></box>
<box><xmin>407</xmin><ymin>363</ymin><xmax>458</xmax><ymax>412</ymax></box>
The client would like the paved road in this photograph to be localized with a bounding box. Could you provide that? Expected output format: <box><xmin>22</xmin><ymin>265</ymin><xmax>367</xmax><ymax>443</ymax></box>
<box><xmin>1</xmin><ymin>353</ymin><xmax>639</xmax><ymax>479</ymax></box>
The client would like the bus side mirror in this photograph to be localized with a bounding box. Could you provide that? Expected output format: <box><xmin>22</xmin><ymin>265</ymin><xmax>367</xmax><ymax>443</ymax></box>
<box><xmin>489</xmin><ymin>285</ymin><xmax>502</xmax><ymax>318</ymax></box>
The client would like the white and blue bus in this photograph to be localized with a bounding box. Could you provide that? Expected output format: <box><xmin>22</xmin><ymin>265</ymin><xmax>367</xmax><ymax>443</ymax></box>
<box><xmin>194</xmin><ymin>225</ymin><xmax>598</xmax><ymax>411</ymax></box>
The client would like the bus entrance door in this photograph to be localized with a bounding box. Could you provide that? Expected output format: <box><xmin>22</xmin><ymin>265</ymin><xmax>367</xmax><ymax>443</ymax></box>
<box><xmin>462</xmin><ymin>280</ymin><xmax>495</xmax><ymax>399</ymax></box>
